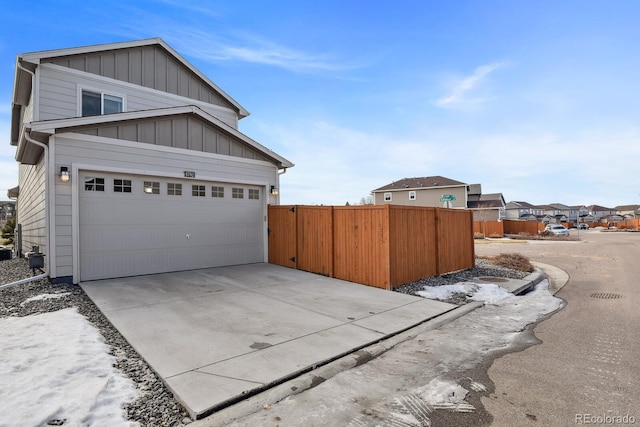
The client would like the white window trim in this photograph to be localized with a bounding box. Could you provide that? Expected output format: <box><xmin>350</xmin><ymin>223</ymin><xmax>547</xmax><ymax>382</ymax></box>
<box><xmin>77</xmin><ymin>85</ymin><xmax>127</xmax><ymax>117</ymax></box>
<box><xmin>384</xmin><ymin>192</ymin><xmax>392</xmax><ymax>202</ymax></box>
<box><xmin>409</xmin><ymin>191</ymin><xmax>416</xmax><ymax>200</ymax></box>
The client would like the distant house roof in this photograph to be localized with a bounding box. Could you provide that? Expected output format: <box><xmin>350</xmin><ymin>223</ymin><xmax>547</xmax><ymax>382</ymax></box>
<box><xmin>548</xmin><ymin>203</ymin><xmax>570</xmax><ymax>210</ymax></box>
<box><xmin>615</xmin><ymin>204</ymin><xmax>640</xmax><ymax>211</ymax></box>
<box><xmin>467</xmin><ymin>193</ymin><xmax>505</xmax><ymax>209</ymax></box>
<box><xmin>372</xmin><ymin>176</ymin><xmax>466</xmax><ymax>192</ymax></box>
<box><xmin>507</xmin><ymin>201</ymin><xmax>539</xmax><ymax>209</ymax></box>
<box><xmin>588</xmin><ymin>204</ymin><xmax>614</xmax><ymax>211</ymax></box>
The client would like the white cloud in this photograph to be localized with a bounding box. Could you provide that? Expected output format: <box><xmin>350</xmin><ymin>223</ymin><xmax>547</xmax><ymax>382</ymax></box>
<box><xmin>434</xmin><ymin>62</ymin><xmax>509</xmax><ymax>109</ymax></box>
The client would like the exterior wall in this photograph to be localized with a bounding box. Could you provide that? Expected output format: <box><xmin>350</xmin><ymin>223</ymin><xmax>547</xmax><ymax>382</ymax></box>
<box><xmin>37</xmin><ymin>64</ymin><xmax>239</xmax><ymax>128</ymax></box>
<box><xmin>17</xmin><ymin>160</ymin><xmax>47</xmax><ymax>256</ymax></box>
<box><xmin>374</xmin><ymin>186</ymin><xmax>467</xmax><ymax>208</ymax></box>
<box><xmin>52</xmin><ymin>133</ymin><xmax>279</xmax><ymax>279</ymax></box>
<box><xmin>42</xmin><ymin>45</ymin><xmax>236</xmax><ymax>112</ymax></box>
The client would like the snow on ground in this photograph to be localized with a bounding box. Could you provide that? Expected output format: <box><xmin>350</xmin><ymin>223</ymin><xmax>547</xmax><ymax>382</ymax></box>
<box><xmin>417</xmin><ymin>281</ymin><xmax>515</xmax><ymax>304</ymax></box>
<box><xmin>0</xmin><ymin>307</ymin><xmax>139</xmax><ymax>427</ymax></box>
<box><xmin>20</xmin><ymin>292</ymin><xmax>72</xmax><ymax>306</ymax></box>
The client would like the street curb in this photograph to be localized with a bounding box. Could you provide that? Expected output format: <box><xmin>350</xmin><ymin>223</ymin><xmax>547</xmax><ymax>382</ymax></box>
<box><xmin>530</xmin><ymin>261</ymin><xmax>570</xmax><ymax>295</ymax></box>
<box><xmin>191</xmin><ymin>302</ymin><xmax>484</xmax><ymax>427</ymax></box>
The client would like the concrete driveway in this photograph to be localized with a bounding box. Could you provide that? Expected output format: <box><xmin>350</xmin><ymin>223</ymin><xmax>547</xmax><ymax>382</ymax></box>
<box><xmin>80</xmin><ymin>263</ymin><xmax>457</xmax><ymax>419</ymax></box>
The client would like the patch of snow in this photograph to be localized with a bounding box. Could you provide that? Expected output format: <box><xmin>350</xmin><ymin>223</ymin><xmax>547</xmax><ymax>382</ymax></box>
<box><xmin>0</xmin><ymin>308</ymin><xmax>139</xmax><ymax>427</ymax></box>
<box><xmin>416</xmin><ymin>379</ymin><xmax>475</xmax><ymax>412</ymax></box>
<box><xmin>417</xmin><ymin>281</ymin><xmax>514</xmax><ymax>305</ymax></box>
<box><xmin>20</xmin><ymin>292</ymin><xmax>72</xmax><ymax>306</ymax></box>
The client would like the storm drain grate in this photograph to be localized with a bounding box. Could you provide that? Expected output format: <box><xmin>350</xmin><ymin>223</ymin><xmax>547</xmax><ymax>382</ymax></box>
<box><xmin>590</xmin><ymin>293</ymin><xmax>623</xmax><ymax>299</ymax></box>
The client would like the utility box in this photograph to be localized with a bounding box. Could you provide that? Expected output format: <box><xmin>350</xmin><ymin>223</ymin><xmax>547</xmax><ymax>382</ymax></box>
<box><xmin>28</xmin><ymin>246</ymin><xmax>45</xmax><ymax>270</ymax></box>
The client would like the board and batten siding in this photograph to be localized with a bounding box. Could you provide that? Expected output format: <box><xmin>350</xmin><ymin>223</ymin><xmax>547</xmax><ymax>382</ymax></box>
<box><xmin>17</xmin><ymin>161</ymin><xmax>47</xmax><ymax>256</ymax></box>
<box><xmin>66</xmin><ymin>115</ymin><xmax>268</xmax><ymax>162</ymax></box>
<box><xmin>41</xmin><ymin>45</ymin><xmax>235</xmax><ymax>111</ymax></box>
<box><xmin>36</xmin><ymin>64</ymin><xmax>239</xmax><ymax>128</ymax></box>
<box><xmin>375</xmin><ymin>186</ymin><xmax>468</xmax><ymax>208</ymax></box>
<box><xmin>52</xmin><ymin>133</ymin><xmax>279</xmax><ymax>278</ymax></box>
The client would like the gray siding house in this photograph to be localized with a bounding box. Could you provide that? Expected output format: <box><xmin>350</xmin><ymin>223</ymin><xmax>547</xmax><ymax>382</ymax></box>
<box><xmin>10</xmin><ymin>38</ymin><xmax>293</xmax><ymax>284</ymax></box>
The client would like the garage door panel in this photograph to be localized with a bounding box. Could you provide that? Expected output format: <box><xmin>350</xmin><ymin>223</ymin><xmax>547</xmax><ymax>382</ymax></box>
<box><xmin>79</xmin><ymin>172</ymin><xmax>265</xmax><ymax>281</ymax></box>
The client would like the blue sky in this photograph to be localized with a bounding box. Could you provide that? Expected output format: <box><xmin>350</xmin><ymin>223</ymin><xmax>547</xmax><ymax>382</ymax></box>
<box><xmin>2</xmin><ymin>1</ymin><xmax>639</xmax><ymax>207</ymax></box>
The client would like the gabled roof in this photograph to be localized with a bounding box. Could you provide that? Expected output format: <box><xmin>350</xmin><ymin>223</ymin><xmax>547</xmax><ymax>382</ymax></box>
<box><xmin>23</xmin><ymin>105</ymin><xmax>293</xmax><ymax>169</ymax></box>
<box><xmin>11</xmin><ymin>38</ymin><xmax>250</xmax><ymax>146</ymax></box>
<box><xmin>506</xmin><ymin>201</ymin><xmax>539</xmax><ymax>209</ymax></box>
<box><xmin>15</xmin><ymin>37</ymin><xmax>249</xmax><ymax>118</ymax></box>
<box><xmin>373</xmin><ymin>176</ymin><xmax>466</xmax><ymax>192</ymax></box>
<box><xmin>548</xmin><ymin>203</ymin><xmax>570</xmax><ymax>210</ymax></box>
<box><xmin>588</xmin><ymin>204</ymin><xmax>614</xmax><ymax>211</ymax></box>
<box><xmin>615</xmin><ymin>204</ymin><xmax>640</xmax><ymax>211</ymax></box>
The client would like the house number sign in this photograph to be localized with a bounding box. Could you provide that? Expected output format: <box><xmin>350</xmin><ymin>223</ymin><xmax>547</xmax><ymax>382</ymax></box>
<box><xmin>184</xmin><ymin>171</ymin><xmax>196</xmax><ymax>178</ymax></box>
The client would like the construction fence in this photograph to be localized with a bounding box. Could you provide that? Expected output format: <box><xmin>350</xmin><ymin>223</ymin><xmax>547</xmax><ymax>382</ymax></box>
<box><xmin>268</xmin><ymin>205</ymin><xmax>475</xmax><ymax>290</ymax></box>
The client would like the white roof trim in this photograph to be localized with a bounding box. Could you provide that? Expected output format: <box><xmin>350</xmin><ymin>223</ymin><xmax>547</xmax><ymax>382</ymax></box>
<box><xmin>18</xmin><ymin>37</ymin><xmax>249</xmax><ymax>118</ymax></box>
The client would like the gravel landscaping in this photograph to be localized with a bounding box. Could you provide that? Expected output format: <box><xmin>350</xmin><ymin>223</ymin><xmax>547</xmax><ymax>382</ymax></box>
<box><xmin>0</xmin><ymin>258</ymin><xmax>192</xmax><ymax>427</ymax></box>
<box><xmin>1</xmin><ymin>256</ymin><xmax>531</xmax><ymax>425</ymax></box>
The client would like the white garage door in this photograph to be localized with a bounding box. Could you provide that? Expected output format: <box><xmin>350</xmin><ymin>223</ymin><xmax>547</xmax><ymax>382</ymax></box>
<box><xmin>79</xmin><ymin>171</ymin><xmax>265</xmax><ymax>281</ymax></box>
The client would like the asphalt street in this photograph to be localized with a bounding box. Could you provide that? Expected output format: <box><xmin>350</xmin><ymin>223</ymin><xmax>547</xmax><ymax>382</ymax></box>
<box><xmin>200</xmin><ymin>230</ymin><xmax>639</xmax><ymax>426</ymax></box>
<box><xmin>475</xmin><ymin>230</ymin><xmax>640</xmax><ymax>426</ymax></box>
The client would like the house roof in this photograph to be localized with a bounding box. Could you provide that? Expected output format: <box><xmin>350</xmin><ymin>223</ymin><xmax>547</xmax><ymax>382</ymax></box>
<box><xmin>11</xmin><ymin>38</ymin><xmax>250</xmax><ymax>147</ymax></box>
<box><xmin>548</xmin><ymin>203</ymin><xmax>570</xmax><ymax>210</ymax></box>
<box><xmin>506</xmin><ymin>201</ymin><xmax>539</xmax><ymax>209</ymax></box>
<box><xmin>16</xmin><ymin>38</ymin><xmax>249</xmax><ymax>117</ymax></box>
<box><xmin>615</xmin><ymin>204</ymin><xmax>640</xmax><ymax>211</ymax></box>
<box><xmin>372</xmin><ymin>176</ymin><xmax>466</xmax><ymax>192</ymax></box>
<box><xmin>467</xmin><ymin>193</ymin><xmax>505</xmax><ymax>209</ymax></box>
<box><xmin>588</xmin><ymin>204</ymin><xmax>614</xmax><ymax>211</ymax></box>
<box><xmin>24</xmin><ymin>105</ymin><xmax>294</xmax><ymax>169</ymax></box>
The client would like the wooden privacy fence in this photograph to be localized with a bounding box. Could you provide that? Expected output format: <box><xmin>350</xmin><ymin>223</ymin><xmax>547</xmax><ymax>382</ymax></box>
<box><xmin>268</xmin><ymin>205</ymin><xmax>475</xmax><ymax>290</ymax></box>
<box><xmin>474</xmin><ymin>221</ymin><xmax>504</xmax><ymax>237</ymax></box>
<box><xmin>503</xmin><ymin>220</ymin><xmax>546</xmax><ymax>235</ymax></box>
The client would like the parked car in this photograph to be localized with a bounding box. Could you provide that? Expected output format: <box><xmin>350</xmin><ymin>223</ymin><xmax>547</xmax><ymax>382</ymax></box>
<box><xmin>576</xmin><ymin>223</ymin><xmax>589</xmax><ymax>230</ymax></box>
<box><xmin>541</xmin><ymin>224</ymin><xmax>570</xmax><ymax>236</ymax></box>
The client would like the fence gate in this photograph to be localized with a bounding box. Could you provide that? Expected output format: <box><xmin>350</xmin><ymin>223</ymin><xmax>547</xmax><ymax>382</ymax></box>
<box><xmin>267</xmin><ymin>206</ymin><xmax>297</xmax><ymax>268</ymax></box>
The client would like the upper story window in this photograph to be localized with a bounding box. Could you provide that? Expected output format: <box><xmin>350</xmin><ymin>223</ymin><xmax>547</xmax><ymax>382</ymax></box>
<box><xmin>409</xmin><ymin>191</ymin><xmax>416</xmax><ymax>201</ymax></box>
<box><xmin>81</xmin><ymin>89</ymin><xmax>124</xmax><ymax>117</ymax></box>
<box><xmin>384</xmin><ymin>192</ymin><xmax>392</xmax><ymax>202</ymax></box>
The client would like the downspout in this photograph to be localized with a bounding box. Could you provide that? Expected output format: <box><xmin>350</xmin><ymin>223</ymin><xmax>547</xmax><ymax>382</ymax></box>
<box><xmin>1</xmin><ymin>135</ymin><xmax>51</xmax><ymax>291</ymax></box>
<box><xmin>276</xmin><ymin>167</ymin><xmax>287</xmax><ymax>205</ymax></box>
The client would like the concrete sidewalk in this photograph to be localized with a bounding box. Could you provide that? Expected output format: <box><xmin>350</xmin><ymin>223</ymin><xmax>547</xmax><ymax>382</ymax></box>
<box><xmin>80</xmin><ymin>263</ymin><xmax>459</xmax><ymax>419</ymax></box>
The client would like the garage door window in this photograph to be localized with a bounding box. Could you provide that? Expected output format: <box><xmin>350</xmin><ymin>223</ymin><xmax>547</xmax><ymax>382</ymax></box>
<box><xmin>144</xmin><ymin>181</ymin><xmax>160</xmax><ymax>195</ymax></box>
<box><xmin>212</xmin><ymin>186</ymin><xmax>224</xmax><ymax>198</ymax></box>
<box><xmin>84</xmin><ymin>177</ymin><xmax>105</xmax><ymax>191</ymax></box>
<box><xmin>232</xmin><ymin>187</ymin><xmax>244</xmax><ymax>199</ymax></box>
<box><xmin>114</xmin><ymin>179</ymin><xmax>132</xmax><ymax>193</ymax></box>
<box><xmin>249</xmin><ymin>189</ymin><xmax>259</xmax><ymax>200</ymax></box>
<box><xmin>167</xmin><ymin>183</ymin><xmax>182</xmax><ymax>196</ymax></box>
<box><xmin>192</xmin><ymin>185</ymin><xmax>206</xmax><ymax>197</ymax></box>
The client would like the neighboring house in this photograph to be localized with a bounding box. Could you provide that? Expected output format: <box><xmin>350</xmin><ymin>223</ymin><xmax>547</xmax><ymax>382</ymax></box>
<box><xmin>0</xmin><ymin>201</ymin><xmax>16</xmax><ymax>221</ymax></box>
<box><xmin>568</xmin><ymin>205</ymin><xmax>591</xmax><ymax>223</ymax></box>
<box><xmin>588</xmin><ymin>205</ymin><xmax>617</xmax><ymax>223</ymax></box>
<box><xmin>540</xmin><ymin>204</ymin><xmax>568</xmax><ymax>223</ymax></box>
<box><xmin>504</xmin><ymin>201</ymin><xmax>544</xmax><ymax>221</ymax></box>
<box><xmin>467</xmin><ymin>192</ymin><xmax>506</xmax><ymax>221</ymax></box>
<box><xmin>371</xmin><ymin>176</ymin><xmax>505</xmax><ymax>220</ymax></box>
<box><xmin>10</xmin><ymin>38</ymin><xmax>293</xmax><ymax>284</ymax></box>
<box><xmin>615</xmin><ymin>204</ymin><xmax>640</xmax><ymax>219</ymax></box>
<box><xmin>372</xmin><ymin>176</ymin><xmax>469</xmax><ymax>208</ymax></box>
